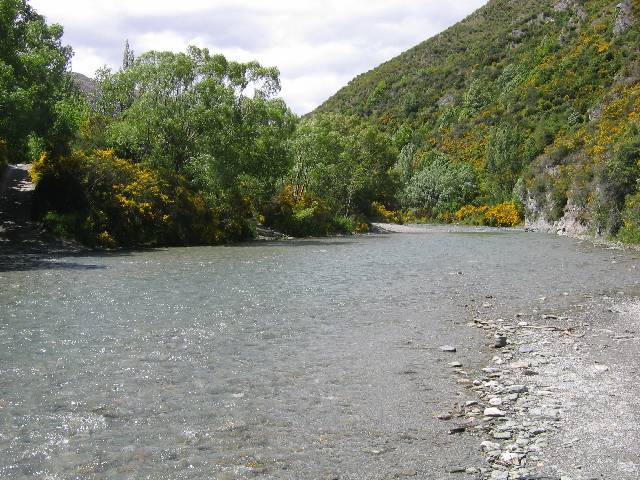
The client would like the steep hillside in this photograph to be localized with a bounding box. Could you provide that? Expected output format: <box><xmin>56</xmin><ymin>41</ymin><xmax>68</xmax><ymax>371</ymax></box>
<box><xmin>70</xmin><ymin>72</ymin><xmax>97</xmax><ymax>97</ymax></box>
<box><xmin>315</xmin><ymin>0</ymin><xmax>640</xmax><ymax>239</ymax></box>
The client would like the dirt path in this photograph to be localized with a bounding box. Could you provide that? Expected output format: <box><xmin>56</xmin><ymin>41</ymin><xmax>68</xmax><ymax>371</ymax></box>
<box><xmin>0</xmin><ymin>164</ymin><xmax>39</xmax><ymax>244</ymax></box>
<box><xmin>0</xmin><ymin>163</ymin><xmax>82</xmax><ymax>256</ymax></box>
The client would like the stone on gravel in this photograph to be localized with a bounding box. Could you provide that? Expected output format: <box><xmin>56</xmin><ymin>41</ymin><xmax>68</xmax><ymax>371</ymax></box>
<box><xmin>440</xmin><ymin>345</ymin><xmax>457</xmax><ymax>352</ymax></box>
<box><xmin>507</xmin><ymin>385</ymin><xmax>528</xmax><ymax>394</ymax></box>
<box><xmin>481</xmin><ymin>440</ymin><xmax>501</xmax><ymax>451</ymax></box>
<box><xmin>489</xmin><ymin>397</ymin><xmax>503</xmax><ymax>406</ymax></box>
<box><xmin>395</xmin><ymin>468</ymin><xmax>417</xmax><ymax>477</ymax></box>
<box><xmin>500</xmin><ymin>451</ymin><xmax>521</xmax><ymax>465</ymax></box>
<box><xmin>448</xmin><ymin>466</ymin><xmax>466</xmax><ymax>473</ymax></box>
<box><xmin>494</xmin><ymin>334</ymin><xmax>507</xmax><ymax>348</ymax></box>
<box><xmin>484</xmin><ymin>407</ymin><xmax>506</xmax><ymax>417</ymax></box>
<box><xmin>449</xmin><ymin>361</ymin><xmax>463</xmax><ymax>367</ymax></box>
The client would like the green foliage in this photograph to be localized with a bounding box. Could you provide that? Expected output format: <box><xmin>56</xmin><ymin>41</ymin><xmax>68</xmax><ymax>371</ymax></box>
<box><xmin>94</xmin><ymin>47</ymin><xmax>295</xmax><ymax>192</ymax></box>
<box><xmin>289</xmin><ymin>114</ymin><xmax>398</xmax><ymax>216</ymax></box>
<box><xmin>312</xmin><ymin>0</ymin><xmax>640</xmax><ymax>241</ymax></box>
<box><xmin>485</xmin><ymin>124</ymin><xmax>524</xmax><ymax>201</ymax></box>
<box><xmin>32</xmin><ymin>149</ymin><xmax>238</xmax><ymax>247</ymax></box>
<box><xmin>17</xmin><ymin>0</ymin><xmax>640</xmax><ymax>245</ymax></box>
<box><xmin>400</xmin><ymin>150</ymin><xmax>477</xmax><ymax>216</ymax></box>
<box><xmin>618</xmin><ymin>190</ymin><xmax>640</xmax><ymax>244</ymax></box>
<box><xmin>263</xmin><ymin>185</ymin><xmax>353</xmax><ymax>237</ymax></box>
<box><xmin>0</xmin><ymin>0</ymin><xmax>76</xmax><ymax>161</ymax></box>
<box><xmin>30</xmin><ymin>47</ymin><xmax>302</xmax><ymax>246</ymax></box>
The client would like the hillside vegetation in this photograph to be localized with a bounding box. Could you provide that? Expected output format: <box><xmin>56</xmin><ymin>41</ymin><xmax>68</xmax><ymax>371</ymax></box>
<box><xmin>2</xmin><ymin>0</ymin><xmax>639</xmax><ymax>247</ymax></box>
<box><xmin>316</xmin><ymin>0</ymin><xmax>640</xmax><ymax>239</ymax></box>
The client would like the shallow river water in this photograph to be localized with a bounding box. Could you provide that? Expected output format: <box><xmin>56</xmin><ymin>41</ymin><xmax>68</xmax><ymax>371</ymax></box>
<box><xmin>1</xmin><ymin>227</ymin><xmax>639</xmax><ymax>479</ymax></box>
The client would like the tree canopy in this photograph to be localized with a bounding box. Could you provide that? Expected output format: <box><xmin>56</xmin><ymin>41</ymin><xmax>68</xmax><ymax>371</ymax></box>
<box><xmin>0</xmin><ymin>0</ymin><xmax>74</xmax><ymax>163</ymax></box>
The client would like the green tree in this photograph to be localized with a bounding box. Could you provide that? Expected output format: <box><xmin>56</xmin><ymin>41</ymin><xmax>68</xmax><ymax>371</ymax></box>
<box><xmin>93</xmin><ymin>47</ymin><xmax>297</xmax><ymax>214</ymax></box>
<box><xmin>485</xmin><ymin>124</ymin><xmax>523</xmax><ymax>200</ymax></box>
<box><xmin>400</xmin><ymin>150</ymin><xmax>477</xmax><ymax>215</ymax></box>
<box><xmin>0</xmin><ymin>0</ymin><xmax>74</xmax><ymax>162</ymax></box>
<box><xmin>289</xmin><ymin>114</ymin><xmax>397</xmax><ymax>215</ymax></box>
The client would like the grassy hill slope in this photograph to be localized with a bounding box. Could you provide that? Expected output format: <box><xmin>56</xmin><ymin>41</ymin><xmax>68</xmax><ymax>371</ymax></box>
<box><xmin>315</xmin><ymin>0</ymin><xmax>640</xmax><ymax>238</ymax></box>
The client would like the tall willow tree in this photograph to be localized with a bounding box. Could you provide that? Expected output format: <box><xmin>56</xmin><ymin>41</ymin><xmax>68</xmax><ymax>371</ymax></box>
<box><xmin>0</xmin><ymin>0</ymin><xmax>75</xmax><ymax>163</ymax></box>
<box><xmin>93</xmin><ymin>47</ymin><xmax>297</xmax><ymax>214</ymax></box>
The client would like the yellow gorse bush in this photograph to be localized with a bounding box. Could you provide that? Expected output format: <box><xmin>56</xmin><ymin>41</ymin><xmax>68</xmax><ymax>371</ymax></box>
<box><xmin>455</xmin><ymin>202</ymin><xmax>521</xmax><ymax>227</ymax></box>
<box><xmin>371</xmin><ymin>201</ymin><xmax>404</xmax><ymax>224</ymax></box>
<box><xmin>32</xmin><ymin>149</ymin><xmax>228</xmax><ymax>247</ymax></box>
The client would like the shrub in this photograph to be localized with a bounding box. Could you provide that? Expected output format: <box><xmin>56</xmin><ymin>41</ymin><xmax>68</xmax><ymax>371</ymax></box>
<box><xmin>32</xmin><ymin>149</ymin><xmax>233</xmax><ymax>247</ymax></box>
<box><xmin>618</xmin><ymin>191</ymin><xmax>640</xmax><ymax>243</ymax></box>
<box><xmin>0</xmin><ymin>139</ymin><xmax>7</xmax><ymax>168</ymax></box>
<box><xmin>400</xmin><ymin>151</ymin><xmax>477</xmax><ymax>215</ymax></box>
<box><xmin>455</xmin><ymin>202</ymin><xmax>521</xmax><ymax>227</ymax></box>
<box><xmin>263</xmin><ymin>185</ymin><xmax>339</xmax><ymax>236</ymax></box>
<box><xmin>371</xmin><ymin>201</ymin><xmax>405</xmax><ymax>224</ymax></box>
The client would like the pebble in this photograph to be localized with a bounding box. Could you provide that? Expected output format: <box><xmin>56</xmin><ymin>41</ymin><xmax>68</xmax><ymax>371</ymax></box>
<box><xmin>481</xmin><ymin>441</ymin><xmax>501</xmax><ymax>451</ymax></box>
<box><xmin>500</xmin><ymin>451</ymin><xmax>521</xmax><ymax>465</ymax></box>
<box><xmin>493</xmin><ymin>432</ymin><xmax>512</xmax><ymax>440</ymax></box>
<box><xmin>519</xmin><ymin>345</ymin><xmax>536</xmax><ymax>354</ymax></box>
<box><xmin>507</xmin><ymin>385</ymin><xmax>528</xmax><ymax>394</ymax></box>
<box><xmin>494</xmin><ymin>334</ymin><xmax>507</xmax><ymax>348</ymax></box>
<box><xmin>489</xmin><ymin>397</ymin><xmax>503</xmax><ymax>406</ymax></box>
<box><xmin>395</xmin><ymin>468</ymin><xmax>417</xmax><ymax>477</ymax></box>
<box><xmin>484</xmin><ymin>407</ymin><xmax>506</xmax><ymax>417</ymax></box>
<box><xmin>448</xmin><ymin>466</ymin><xmax>466</xmax><ymax>473</ymax></box>
<box><xmin>448</xmin><ymin>426</ymin><xmax>466</xmax><ymax>435</ymax></box>
<box><xmin>449</xmin><ymin>361</ymin><xmax>463</xmax><ymax>368</ymax></box>
<box><xmin>440</xmin><ymin>345</ymin><xmax>457</xmax><ymax>352</ymax></box>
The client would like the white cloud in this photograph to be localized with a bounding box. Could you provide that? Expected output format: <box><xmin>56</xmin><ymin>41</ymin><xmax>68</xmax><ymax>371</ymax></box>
<box><xmin>30</xmin><ymin>0</ymin><xmax>488</xmax><ymax>114</ymax></box>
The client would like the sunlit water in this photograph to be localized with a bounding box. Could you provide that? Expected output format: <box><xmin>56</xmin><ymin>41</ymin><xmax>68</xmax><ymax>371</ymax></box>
<box><xmin>1</xmin><ymin>228</ymin><xmax>639</xmax><ymax>479</ymax></box>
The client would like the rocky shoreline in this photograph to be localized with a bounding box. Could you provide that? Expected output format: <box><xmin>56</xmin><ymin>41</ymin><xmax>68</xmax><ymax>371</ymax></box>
<box><xmin>438</xmin><ymin>291</ymin><xmax>640</xmax><ymax>479</ymax></box>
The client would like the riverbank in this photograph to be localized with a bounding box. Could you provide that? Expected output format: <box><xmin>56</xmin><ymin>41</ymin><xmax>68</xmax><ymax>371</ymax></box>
<box><xmin>440</xmin><ymin>276</ymin><xmax>640</xmax><ymax>479</ymax></box>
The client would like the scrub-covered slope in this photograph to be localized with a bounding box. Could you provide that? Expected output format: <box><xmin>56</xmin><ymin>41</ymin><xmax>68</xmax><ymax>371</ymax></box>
<box><xmin>316</xmin><ymin>0</ymin><xmax>640</xmax><ymax>239</ymax></box>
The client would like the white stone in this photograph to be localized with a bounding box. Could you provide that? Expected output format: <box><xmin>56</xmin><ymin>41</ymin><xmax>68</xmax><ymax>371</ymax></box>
<box><xmin>481</xmin><ymin>440</ymin><xmax>501</xmax><ymax>451</ymax></box>
<box><xmin>500</xmin><ymin>451</ymin><xmax>521</xmax><ymax>465</ymax></box>
<box><xmin>484</xmin><ymin>407</ymin><xmax>506</xmax><ymax>417</ymax></box>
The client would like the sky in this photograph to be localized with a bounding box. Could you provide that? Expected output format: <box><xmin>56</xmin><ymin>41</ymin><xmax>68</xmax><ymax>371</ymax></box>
<box><xmin>31</xmin><ymin>0</ymin><xmax>488</xmax><ymax>114</ymax></box>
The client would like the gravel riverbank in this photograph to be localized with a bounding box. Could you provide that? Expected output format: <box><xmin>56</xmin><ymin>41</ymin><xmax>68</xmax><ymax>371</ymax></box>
<box><xmin>439</xmin><ymin>290</ymin><xmax>640</xmax><ymax>479</ymax></box>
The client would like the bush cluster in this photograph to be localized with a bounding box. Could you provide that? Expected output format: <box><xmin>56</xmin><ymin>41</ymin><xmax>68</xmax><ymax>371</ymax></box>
<box><xmin>32</xmin><ymin>150</ymin><xmax>235</xmax><ymax>247</ymax></box>
<box><xmin>455</xmin><ymin>202</ymin><xmax>522</xmax><ymax>227</ymax></box>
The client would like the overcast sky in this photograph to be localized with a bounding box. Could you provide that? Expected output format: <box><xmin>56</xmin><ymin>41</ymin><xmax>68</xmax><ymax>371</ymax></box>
<box><xmin>31</xmin><ymin>0</ymin><xmax>487</xmax><ymax>114</ymax></box>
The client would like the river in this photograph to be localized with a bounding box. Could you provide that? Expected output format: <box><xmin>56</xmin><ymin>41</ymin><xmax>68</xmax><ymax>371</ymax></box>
<box><xmin>1</xmin><ymin>227</ymin><xmax>639</xmax><ymax>479</ymax></box>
